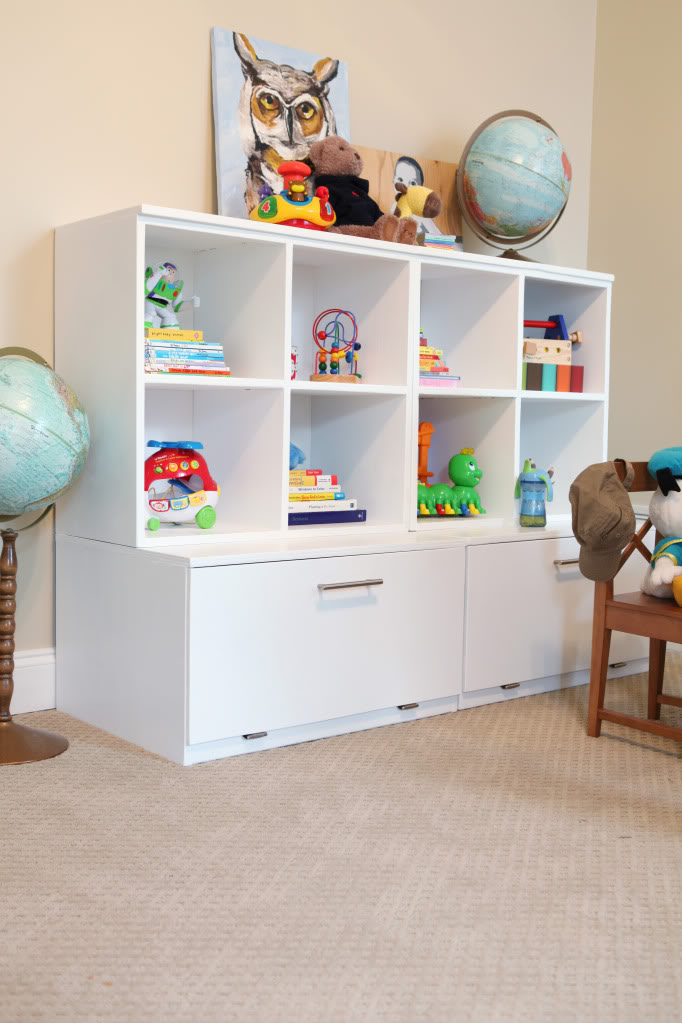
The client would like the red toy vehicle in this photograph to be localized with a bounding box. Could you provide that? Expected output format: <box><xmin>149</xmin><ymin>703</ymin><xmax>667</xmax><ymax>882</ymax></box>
<box><xmin>144</xmin><ymin>440</ymin><xmax>219</xmax><ymax>531</ymax></box>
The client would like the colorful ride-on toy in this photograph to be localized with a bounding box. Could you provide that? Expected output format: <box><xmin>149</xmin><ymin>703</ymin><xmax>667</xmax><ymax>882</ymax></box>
<box><xmin>144</xmin><ymin>440</ymin><xmax>220</xmax><ymax>531</ymax></box>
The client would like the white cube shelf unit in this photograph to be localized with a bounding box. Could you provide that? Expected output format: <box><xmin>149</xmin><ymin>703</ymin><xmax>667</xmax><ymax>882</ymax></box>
<box><xmin>55</xmin><ymin>206</ymin><xmax>644</xmax><ymax>766</ymax></box>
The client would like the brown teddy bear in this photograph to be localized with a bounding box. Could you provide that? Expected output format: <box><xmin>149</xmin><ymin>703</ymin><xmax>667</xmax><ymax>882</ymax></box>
<box><xmin>309</xmin><ymin>136</ymin><xmax>417</xmax><ymax>244</ymax></box>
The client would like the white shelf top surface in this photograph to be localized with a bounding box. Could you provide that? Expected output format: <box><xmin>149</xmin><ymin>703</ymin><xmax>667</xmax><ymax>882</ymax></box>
<box><xmin>70</xmin><ymin>204</ymin><xmax>614</xmax><ymax>286</ymax></box>
<box><xmin>59</xmin><ymin>515</ymin><xmax>579</xmax><ymax>568</ymax></box>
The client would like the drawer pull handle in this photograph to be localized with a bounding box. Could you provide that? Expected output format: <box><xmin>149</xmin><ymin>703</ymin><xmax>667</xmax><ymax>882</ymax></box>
<box><xmin>398</xmin><ymin>703</ymin><xmax>419</xmax><ymax>711</ymax></box>
<box><xmin>501</xmin><ymin>683</ymin><xmax>520</xmax><ymax>690</ymax></box>
<box><xmin>553</xmin><ymin>558</ymin><xmax>579</xmax><ymax>567</ymax></box>
<box><xmin>243</xmin><ymin>731</ymin><xmax>268</xmax><ymax>740</ymax></box>
<box><xmin>317</xmin><ymin>578</ymin><xmax>384</xmax><ymax>592</ymax></box>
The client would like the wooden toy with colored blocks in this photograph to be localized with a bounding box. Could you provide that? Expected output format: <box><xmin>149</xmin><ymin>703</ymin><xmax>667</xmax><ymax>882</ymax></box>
<box><xmin>522</xmin><ymin>314</ymin><xmax>585</xmax><ymax>391</ymax></box>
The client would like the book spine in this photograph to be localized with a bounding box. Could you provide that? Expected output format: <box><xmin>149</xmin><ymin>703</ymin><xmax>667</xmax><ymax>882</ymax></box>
<box><xmin>288</xmin><ymin>476</ymin><xmax>338</xmax><ymax>487</ymax></box>
<box><xmin>287</xmin><ymin>499</ymin><xmax>357</xmax><ymax>512</ymax></box>
<box><xmin>146</xmin><ymin>362</ymin><xmax>230</xmax><ymax>371</ymax></box>
<box><xmin>418</xmin><ymin>346</ymin><xmax>442</xmax><ymax>356</ymax></box>
<box><xmin>524</xmin><ymin>363</ymin><xmax>543</xmax><ymax>390</ymax></box>
<box><xmin>165</xmin><ymin>372</ymin><xmax>232</xmax><ymax>380</ymax></box>
<box><xmin>146</xmin><ymin>348</ymin><xmax>224</xmax><ymax>359</ymax></box>
<box><xmin>287</xmin><ymin>469</ymin><xmax>323</xmax><ymax>477</ymax></box>
<box><xmin>289</xmin><ymin>509</ymin><xmax>367</xmax><ymax>525</ymax></box>
<box><xmin>144</xmin><ymin>328</ymin><xmax>204</xmax><ymax>341</ymax></box>
<box><xmin>289</xmin><ymin>483</ymin><xmax>341</xmax><ymax>493</ymax></box>
<box><xmin>145</xmin><ymin>340</ymin><xmax>223</xmax><ymax>349</ymax></box>
<box><xmin>288</xmin><ymin>491</ymin><xmax>345</xmax><ymax>501</ymax></box>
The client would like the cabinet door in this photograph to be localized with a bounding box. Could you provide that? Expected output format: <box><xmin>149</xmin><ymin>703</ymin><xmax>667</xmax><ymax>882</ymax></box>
<box><xmin>188</xmin><ymin>547</ymin><xmax>464</xmax><ymax>744</ymax></box>
<box><xmin>464</xmin><ymin>537</ymin><xmax>648</xmax><ymax>693</ymax></box>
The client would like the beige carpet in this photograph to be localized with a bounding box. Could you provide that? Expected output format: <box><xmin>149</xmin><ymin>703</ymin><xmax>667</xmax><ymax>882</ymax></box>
<box><xmin>4</xmin><ymin>661</ymin><xmax>682</xmax><ymax>1023</ymax></box>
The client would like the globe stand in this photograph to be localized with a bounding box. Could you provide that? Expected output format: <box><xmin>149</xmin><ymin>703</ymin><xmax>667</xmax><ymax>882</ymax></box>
<box><xmin>501</xmin><ymin>249</ymin><xmax>536</xmax><ymax>262</ymax></box>
<box><xmin>0</xmin><ymin>530</ymin><xmax>69</xmax><ymax>765</ymax></box>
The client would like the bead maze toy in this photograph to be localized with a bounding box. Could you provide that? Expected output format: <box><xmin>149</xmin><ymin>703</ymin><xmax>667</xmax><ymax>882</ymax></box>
<box><xmin>145</xmin><ymin>440</ymin><xmax>219</xmax><ymax>531</ymax></box>
<box><xmin>310</xmin><ymin>308</ymin><xmax>362</xmax><ymax>383</ymax></box>
<box><xmin>249</xmin><ymin>161</ymin><xmax>336</xmax><ymax>231</ymax></box>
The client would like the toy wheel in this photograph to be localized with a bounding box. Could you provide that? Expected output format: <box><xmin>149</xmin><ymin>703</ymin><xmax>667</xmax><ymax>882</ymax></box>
<box><xmin>147</xmin><ymin>517</ymin><xmax>160</xmax><ymax>531</ymax></box>
<box><xmin>195</xmin><ymin>506</ymin><xmax>216</xmax><ymax>529</ymax></box>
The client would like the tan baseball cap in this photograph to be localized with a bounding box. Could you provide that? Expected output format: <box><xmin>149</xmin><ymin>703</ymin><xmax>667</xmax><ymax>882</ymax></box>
<box><xmin>569</xmin><ymin>460</ymin><xmax>636</xmax><ymax>582</ymax></box>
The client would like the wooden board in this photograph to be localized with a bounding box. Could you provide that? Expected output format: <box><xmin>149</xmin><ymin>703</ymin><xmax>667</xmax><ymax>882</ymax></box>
<box><xmin>355</xmin><ymin>145</ymin><xmax>462</xmax><ymax>238</ymax></box>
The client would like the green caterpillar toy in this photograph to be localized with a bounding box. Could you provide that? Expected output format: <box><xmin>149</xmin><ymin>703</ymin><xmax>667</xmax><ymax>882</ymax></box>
<box><xmin>417</xmin><ymin>448</ymin><xmax>486</xmax><ymax>517</ymax></box>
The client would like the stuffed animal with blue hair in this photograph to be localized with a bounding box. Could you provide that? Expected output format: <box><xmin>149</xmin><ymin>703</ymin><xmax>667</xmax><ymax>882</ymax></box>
<box><xmin>289</xmin><ymin>443</ymin><xmax>306</xmax><ymax>470</ymax></box>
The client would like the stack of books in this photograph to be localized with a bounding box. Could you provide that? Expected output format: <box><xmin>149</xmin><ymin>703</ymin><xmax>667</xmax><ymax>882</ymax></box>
<box><xmin>419</xmin><ymin>331</ymin><xmax>460</xmax><ymax>388</ymax></box>
<box><xmin>144</xmin><ymin>328</ymin><xmax>231</xmax><ymax>377</ymax></box>
<box><xmin>288</xmin><ymin>468</ymin><xmax>366</xmax><ymax>526</ymax></box>
<box><xmin>418</xmin><ymin>233</ymin><xmax>464</xmax><ymax>253</ymax></box>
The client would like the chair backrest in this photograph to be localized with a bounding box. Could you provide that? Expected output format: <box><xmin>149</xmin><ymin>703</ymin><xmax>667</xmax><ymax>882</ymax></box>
<box><xmin>612</xmin><ymin>460</ymin><xmax>657</xmax><ymax>579</ymax></box>
<box><xmin>614</xmin><ymin>459</ymin><xmax>656</xmax><ymax>493</ymax></box>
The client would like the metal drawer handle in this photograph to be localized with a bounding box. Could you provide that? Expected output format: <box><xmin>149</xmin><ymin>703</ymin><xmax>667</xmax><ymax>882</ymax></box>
<box><xmin>318</xmin><ymin>578</ymin><xmax>384</xmax><ymax>592</ymax></box>
<box><xmin>553</xmin><ymin>558</ymin><xmax>579</xmax><ymax>567</ymax></box>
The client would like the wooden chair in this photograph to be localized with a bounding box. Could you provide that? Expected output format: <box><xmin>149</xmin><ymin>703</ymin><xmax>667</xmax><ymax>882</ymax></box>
<box><xmin>588</xmin><ymin>460</ymin><xmax>682</xmax><ymax>742</ymax></box>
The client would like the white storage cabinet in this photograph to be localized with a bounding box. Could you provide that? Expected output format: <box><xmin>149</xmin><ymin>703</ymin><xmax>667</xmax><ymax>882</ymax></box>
<box><xmin>54</xmin><ymin>206</ymin><xmax>645</xmax><ymax>764</ymax></box>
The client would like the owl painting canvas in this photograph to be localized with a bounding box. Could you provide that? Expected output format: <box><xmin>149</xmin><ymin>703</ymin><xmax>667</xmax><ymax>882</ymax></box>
<box><xmin>211</xmin><ymin>29</ymin><xmax>350</xmax><ymax>216</ymax></box>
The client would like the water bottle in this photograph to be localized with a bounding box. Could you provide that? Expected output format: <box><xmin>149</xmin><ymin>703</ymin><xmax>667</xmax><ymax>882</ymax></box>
<box><xmin>515</xmin><ymin>459</ymin><xmax>554</xmax><ymax>527</ymax></box>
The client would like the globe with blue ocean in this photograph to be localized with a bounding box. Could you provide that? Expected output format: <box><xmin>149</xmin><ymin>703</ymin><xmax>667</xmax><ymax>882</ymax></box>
<box><xmin>460</xmin><ymin>113</ymin><xmax>572</xmax><ymax>244</ymax></box>
<box><xmin>0</xmin><ymin>355</ymin><xmax>90</xmax><ymax>518</ymax></box>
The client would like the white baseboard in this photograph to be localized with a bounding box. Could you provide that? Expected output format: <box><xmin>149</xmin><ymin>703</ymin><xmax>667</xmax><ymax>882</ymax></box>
<box><xmin>10</xmin><ymin>648</ymin><xmax>56</xmax><ymax>714</ymax></box>
<box><xmin>458</xmin><ymin>657</ymin><xmax>650</xmax><ymax>710</ymax></box>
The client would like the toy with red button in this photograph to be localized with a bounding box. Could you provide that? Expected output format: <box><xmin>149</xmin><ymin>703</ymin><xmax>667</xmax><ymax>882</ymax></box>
<box><xmin>249</xmin><ymin>161</ymin><xmax>336</xmax><ymax>231</ymax></box>
<box><xmin>144</xmin><ymin>440</ymin><xmax>219</xmax><ymax>531</ymax></box>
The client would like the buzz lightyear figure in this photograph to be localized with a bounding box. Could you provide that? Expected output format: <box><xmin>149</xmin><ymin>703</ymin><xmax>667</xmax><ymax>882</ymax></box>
<box><xmin>144</xmin><ymin>262</ymin><xmax>184</xmax><ymax>329</ymax></box>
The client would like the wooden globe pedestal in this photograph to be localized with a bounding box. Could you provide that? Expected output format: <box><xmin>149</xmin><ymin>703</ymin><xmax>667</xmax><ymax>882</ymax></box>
<box><xmin>0</xmin><ymin>529</ymin><xmax>69</xmax><ymax>765</ymax></box>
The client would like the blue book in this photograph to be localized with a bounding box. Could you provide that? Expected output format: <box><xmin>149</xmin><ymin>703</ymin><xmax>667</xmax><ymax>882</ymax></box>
<box><xmin>148</xmin><ymin>349</ymin><xmax>225</xmax><ymax>361</ymax></box>
<box><xmin>288</xmin><ymin>509</ymin><xmax>367</xmax><ymax>526</ymax></box>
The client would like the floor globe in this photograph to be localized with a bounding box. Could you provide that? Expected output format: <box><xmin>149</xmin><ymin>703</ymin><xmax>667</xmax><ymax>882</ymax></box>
<box><xmin>0</xmin><ymin>349</ymin><xmax>90</xmax><ymax>766</ymax></box>
<box><xmin>0</xmin><ymin>352</ymin><xmax>90</xmax><ymax>518</ymax></box>
<box><xmin>456</xmin><ymin>110</ymin><xmax>572</xmax><ymax>258</ymax></box>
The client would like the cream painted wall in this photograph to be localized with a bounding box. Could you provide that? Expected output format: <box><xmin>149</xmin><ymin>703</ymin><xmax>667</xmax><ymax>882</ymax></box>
<box><xmin>1</xmin><ymin>0</ymin><xmax>596</xmax><ymax>651</ymax></box>
<box><xmin>589</xmin><ymin>0</ymin><xmax>681</xmax><ymax>461</ymax></box>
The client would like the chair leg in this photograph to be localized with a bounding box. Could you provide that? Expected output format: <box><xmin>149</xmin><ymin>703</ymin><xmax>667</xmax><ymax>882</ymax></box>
<box><xmin>587</xmin><ymin>583</ymin><xmax>612</xmax><ymax>738</ymax></box>
<box><xmin>648</xmin><ymin>639</ymin><xmax>666</xmax><ymax>720</ymax></box>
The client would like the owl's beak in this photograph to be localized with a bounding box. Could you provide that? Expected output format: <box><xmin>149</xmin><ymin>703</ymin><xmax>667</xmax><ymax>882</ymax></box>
<box><xmin>285</xmin><ymin>105</ymin><xmax>295</xmax><ymax>145</ymax></box>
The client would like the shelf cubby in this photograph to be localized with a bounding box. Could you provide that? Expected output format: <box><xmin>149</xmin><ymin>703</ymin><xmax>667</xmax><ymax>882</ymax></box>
<box><xmin>523</xmin><ymin>278</ymin><xmax>609</xmax><ymax>395</ymax></box>
<box><xmin>289</xmin><ymin>390</ymin><xmax>408</xmax><ymax>532</ymax></box>
<box><xmin>416</xmin><ymin>394</ymin><xmax>517</xmax><ymax>524</ymax></box>
<box><xmin>143</xmin><ymin>385</ymin><xmax>285</xmax><ymax>542</ymax></box>
<box><xmin>519</xmin><ymin>397</ymin><xmax>606</xmax><ymax>517</ymax></box>
<box><xmin>419</xmin><ymin>262</ymin><xmax>520</xmax><ymax>391</ymax></box>
<box><xmin>144</xmin><ymin>225</ymin><xmax>287</xmax><ymax>381</ymax></box>
<box><xmin>291</xmin><ymin>242</ymin><xmax>411</xmax><ymax>388</ymax></box>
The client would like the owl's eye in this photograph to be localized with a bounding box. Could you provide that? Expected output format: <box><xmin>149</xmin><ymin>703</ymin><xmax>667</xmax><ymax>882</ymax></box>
<box><xmin>395</xmin><ymin>176</ymin><xmax>404</xmax><ymax>183</ymax></box>
<box><xmin>297</xmin><ymin>101</ymin><xmax>316</xmax><ymax>120</ymax></box>
<box><xmin>409</xmin><ymin>178</ymin><xmax>418</xmax><ymax>187</ymax></box>
<box><xmin>259</xmin><ymin>93</ymin><xmax>280</xmax><ymax>112</ymax></box>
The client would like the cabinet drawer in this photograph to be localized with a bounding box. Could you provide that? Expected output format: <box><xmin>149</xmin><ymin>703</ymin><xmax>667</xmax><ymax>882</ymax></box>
<box><xmin>188</xmin><ymin>547</ymin><xmax>465</xmax><ymax>744</ymax></box>
<box><xmin>464</xmin><ymin>537</ymin><xmax>648</xmax><ymax>693</ymax></box>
